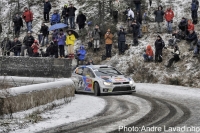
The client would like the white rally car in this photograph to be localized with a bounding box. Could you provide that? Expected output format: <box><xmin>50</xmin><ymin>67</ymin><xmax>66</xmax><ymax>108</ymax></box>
<box><xmin>72</xmin><ymin>65</ymin><xmax>136</xmax><ymax>96</ymax></box>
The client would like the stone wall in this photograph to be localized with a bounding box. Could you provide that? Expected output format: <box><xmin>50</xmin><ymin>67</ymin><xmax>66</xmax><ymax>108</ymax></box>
<box><xmin>0</xmin><ymin>56</ymin><xmax>72</xmax><ymax>78</ymax></box>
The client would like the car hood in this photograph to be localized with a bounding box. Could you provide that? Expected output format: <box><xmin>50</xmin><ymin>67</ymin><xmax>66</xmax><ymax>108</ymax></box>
<box><xmin>99</xmin><ymin>75</ymin><xmax>131</xmax><ymax>82</ymax></box>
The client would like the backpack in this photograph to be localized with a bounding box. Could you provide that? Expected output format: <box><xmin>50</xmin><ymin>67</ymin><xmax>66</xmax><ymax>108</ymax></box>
<box><xmin>191</xmin><ymin>2</ymin><xmax>197</xmax><ymax>11</ymax></box>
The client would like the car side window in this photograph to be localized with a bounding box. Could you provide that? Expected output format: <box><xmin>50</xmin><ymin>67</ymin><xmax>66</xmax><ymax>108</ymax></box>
<box><xmin>75</xmin><ymin>67</ymin><xmax>84</xmax><ymax>75</ymax></box>
<box><xmin>83</xmin><ymin>68</ymin><xmax>95</xmax><ymax>78</ymax></box>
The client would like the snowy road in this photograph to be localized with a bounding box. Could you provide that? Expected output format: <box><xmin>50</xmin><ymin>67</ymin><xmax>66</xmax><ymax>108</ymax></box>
<box><xmin>39</xmin><ymin>84</ymin><xmax>200</xmax><ymax>133</ymax></box>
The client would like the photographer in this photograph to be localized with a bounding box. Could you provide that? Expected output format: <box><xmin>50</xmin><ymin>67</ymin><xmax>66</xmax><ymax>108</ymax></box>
<box><xmin>104</xmin><ymin>29</ymin><xmax>113</xmax><ymax>60</ymax></box>
<box><xmin>76</xmin><ymin>45</ymin><xmax>86</xmax><ymax>66</ymax></box>
<box><xmin>131</xmin><ymin>19</ymin><xmax>140</xmax><ymax>46</ymax></box>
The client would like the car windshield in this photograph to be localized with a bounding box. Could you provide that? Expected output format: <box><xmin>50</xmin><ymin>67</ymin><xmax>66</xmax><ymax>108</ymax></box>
<box><xmin>94</xmin><ymin>68</ymin><xmax>122</xmax><ymax>76</ymax></box>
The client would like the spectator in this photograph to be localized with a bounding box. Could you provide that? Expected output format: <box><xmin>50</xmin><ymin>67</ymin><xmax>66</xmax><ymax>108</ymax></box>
<box><xmin>22</xmin><ymin>7</ymin><xmax>33</xmax><ymax>32</ymax></box>
<box><xmin>31</xmin><ymin>40</ymin><xmax>40</xmax><ymax>57</ymax></box>
<box><xmin>0</xmin><ymin>22</ymin><xmax>2</xmax><ymax>33</ymax></box>
<box><xmin>193</xmin><ymin>36</ymin><xmax>200</xmax><ymax>57</ymax></box>
<box><xmin>52</xmin><ymin>30</ymin><xmax>59</xmax><ymax>58</ymax></box>
<box><xmin>61</xmin><ymin>4</ymin><xmax>69</xmax><ymax>25</ymax></box>
<box><xmin>164</xmin><ymin>7</ymin><xmax>174</xmax><ymax>34</ymax></box>
<box><xmin>51</xmin><ymin>10</ymin><xmax>60</xmax><ymax>25</ymax></box>
<box><xmin>11</xmin><ymin>37</ymin><xmax>22</xmax><ymax>56</ymax></box>
<box><xmin>149</xmin><ymin>0</ymin><xmax>152</xmax><ymax>7</ymax></box>
<box><xmin>191</xmin><ymin>0</ymin><xmax>198</xmax><ymax>24</ymax></box>
<box><xmin>22</xmin><ymin>31</ymin><xmax>35</xmax><ymax>56</ymax></box>
<box><xmin>118</xmin><ymin>27</ymin><xmax>126</xmax><ymax>55</ymax></box>
<box><xmin>135</xmin><ymin>11</ymin><xmax>142</xmax><ymax>37</ymax></box>
<box><xmin>112</xmin><ymin>0</ymin><xmax>120</xmax><ymax>22</ymax></box>
<box><xmin>186</xmin><ymin>30</ymin><xmax>198</xmax><ymax>51</ymax></box>
<box><xmin>168</xmin><ymin>30</ymin><xmax>182</xmax><ymax>46</ymax></box>
<box><xmin>92</xmin><ymin>24</ymin><xmax>101</xmax><ymax>52</ymax></box>
<box><xmin>57</xmin><ymin>29</ymin><xmax>66</xmax><ymax>58</ymax></box>
<box><xmin>76</xmin><ymin>11</ymin><xmax>87</xmax><ymax>30</ymax></box>
<box><xmin>86</xmin><ymin>59</ymin><xmax>94</xmax><ymax>65</ymax></box>
<box><xmin>154</xmin><ymin>35</ymin><xmax>165</xmax><ymax>62</ymax></box>
<box><xmin>133</xmin><ymin>0</ymin><xmax>141</xmax><ymax>12</ymax></box>
<box><xmin>76</xmin><ymin>45</ymin><xmax>86</xmax><ymax>66</ymax></box>
<box><xmin>104</xmin><ymin>29</ymin><xmax>113</xmax><ymax>60</ymax></box>
<box><xmin>13</xmin><ymin>13</ymin><xmax>23</xmax><ymax>37</ymax></box>
<box><xmin>187</xmin><ymin>20</ymin><xmax>194</xmax><ymax>35</ymax></box>
<box><xmin>165</xmin><ymin>45</ymin><xmax>180</xmax><ymax>67</ymax></box>
<box><xmin>154</xmin><ymin>6</ymin><xmax>165</xmax><ymax>33</ymax></box>
<box><xmin>1</xmin><ymin>37</ymin><xmax>12</xmax><ymax>56</ymax></box>
<box><xmin>127</xmin><ymin>7</ymin><xmax>134</xmax><ymax>20</ymax></box>
<box><xmin>39</xmin><ymin>23</ymin><xmax>49</xmax><ymax>47</ymax></box>
<box><xmin>143</xmin><ymin>10</ymin><xmax>148</xmax><ymax>24</ymax></box>
<box><xmin>66</xmin><ymin>30</ymin><xmax>76</xmax><ymax>59</ymax></box>
<box><xmin>68</xmin><ymin>3</ymin><xmax>77</xmax><ymax>29</ymax></box>
<box><xmin>143</xmin><ymin>44</ymin><xmax>154</xmax><ymax>62</ymax></box>
<box><xmin>43</xmin><ymin>0</ymin><xmax>51</xmax><ymax>22</ymax></box>
<box><xmin>178</xmin><ymin>17</ymin><xmax>188</xmax><ymax>35</ymax></box>
<box><xmin>131</xmin><ymin>19</ymin><xmax>140</xmax><ymax>46</ymax></box>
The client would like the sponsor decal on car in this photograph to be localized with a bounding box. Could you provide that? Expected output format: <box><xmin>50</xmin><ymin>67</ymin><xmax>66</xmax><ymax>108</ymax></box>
<box><xmin>114</xmin><ymin>77</ymin><xmax>126</xmax><ymax>82</ymax></box>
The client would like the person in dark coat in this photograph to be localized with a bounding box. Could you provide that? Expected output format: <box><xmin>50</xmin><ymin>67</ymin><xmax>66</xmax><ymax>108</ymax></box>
<box><xmin>178</xmin><ymin>17</ymin><xmax>188</xmax><ymax>34</ymax></box>
<box><xmin>61</xmin><ymin>4</ymin><xmax>69</xmax><ymax>25</ymax></box>
<box><xmin>131</xmin><ymin>19</ymin><xmax>140</xmax><ymax>46</ymax></box>
<box><xmin>11</xmin><ymin>37</ymin><xmax>22</xmax><ymax>56</ymax></box>
<box><xmin>154</xmin><ymin>35</ymin><xmax>165</xmax><ymax>62</ymax></box>
<box><xmin>165</xmin><ymin>45</ymin><xmax>180</xmax><ymax>67</ymax></box>
<box><xmin>39</xmin><ymin>23</ymin><xmax>49</xmax><ymax>46</ymax></box>
<box><xmin>21</xmin><ymin>31</ymin><xmax>35</xmax><ymax>56</ymax></box>
<box><xmin>76</xmin><ymin>11</ymin><xmax>87</xmax><ymax>30</ymax></box>
<box><xmin>68</xmin><ymin>4</ymin><xmax>77</xmax><ymax>29</ymax></box>
<box><xmin>13</xmin><ymin>13</ymin><xmax>23</xmax><ymax>37</ymax></box>
<box><xmin>149</xmin><ymin>0</ymin><xmax>152</xmax><ymax>7</ymax></box>
<box><xmin>118</xmin><ymin>27</ymin><xmax>126</xmax><ymax>55</ymax></box>
<box><xmin>191</xmin><ymin>0</ymin><xmax>199</xmax><ymax>24</ymax></box>
<box><xmin>43</xmin><ymin>0</ymin><xmax>51</xmax><ymax>22</ymax></box>
<box><xmin>133</xmin><ymin>0</ymin><xmax>141</xmax><ymax>12</ymax></box>
<box><xmin>0</xmin><ymin>22</ymin><xmax>2</xmax><ymax>33</ymax></box>
<box><xmin>154</xmin><ymin>6</ymin><xmax>165</xmax><ymax>33</ymax></box>
<box><xmin>193</xmin><ymin>36</ymin><xmax>200</xmax><ymax>57</ymax></box>
<box><xmin>86</xmin><ymin>59</ymin><xmax>94</xmax><ymax>65</ymax></box>
<box><xmin>52</xmin><ymin>30</ymin><xmax>59</xmax><ymax>58</ymax></box>
<box><xmin>135</xmin><ymin>11</ymin><xmax>142</xmax><ymax>37</ymax></box>
<box><xmin>1</xmin><ymin>37</ymin><xmax>12</xmax><ymax>56</ymax></box>
<box><xmin>186</xmin><ymin>30</ymin><xmax>198</xmax><ymax>51</ymax></box>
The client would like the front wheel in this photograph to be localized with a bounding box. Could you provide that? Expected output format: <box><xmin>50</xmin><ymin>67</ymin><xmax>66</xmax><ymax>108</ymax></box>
<box><xmin>94</xmin><ymin>82</ymin><xmax>100</xmax><ymax>96</ymax></box>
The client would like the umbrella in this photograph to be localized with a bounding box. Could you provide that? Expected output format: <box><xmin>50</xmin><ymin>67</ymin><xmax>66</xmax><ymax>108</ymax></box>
<box><xmin>49</xmin><ymin>23</ymin><xmax>68</xmax><ymax>31</ymax></box>
<box><xmin>67</xmin><ymin>30</ymin><xmax>79</xmax><ymax>39</ymax></box>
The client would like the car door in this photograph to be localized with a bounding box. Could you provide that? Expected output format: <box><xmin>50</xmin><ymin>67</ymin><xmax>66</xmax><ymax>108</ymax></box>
<box><xmin>82</xmin><ymin>67</ymin><xmax>95</xmax><ymax>92</ymax></box>
<box><xmin>73</xmin><ymin>67</ymin><xmax>85</xmax><ymax>91</ymax></box>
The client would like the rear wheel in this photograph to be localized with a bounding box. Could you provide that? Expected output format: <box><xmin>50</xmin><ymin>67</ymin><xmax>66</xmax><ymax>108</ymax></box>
<box><xmin>94</xmin><ymin>82</ymin><xmax>100</xmax><ymax>96</ymax></box>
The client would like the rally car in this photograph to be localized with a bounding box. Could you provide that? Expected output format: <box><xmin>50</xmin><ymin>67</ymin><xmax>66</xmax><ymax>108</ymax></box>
<box><xmin>71</xmin><ymin>65</ymin><xmax>136</xmax><ymax>96</ymax></box>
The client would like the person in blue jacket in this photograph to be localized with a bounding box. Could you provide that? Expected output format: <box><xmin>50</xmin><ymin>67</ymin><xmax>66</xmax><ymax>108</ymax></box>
<box><xmin>51</xmin><ymin>10</ymin><xmax>60</xmax><ymax>25</ymax></box>
<box><xmin>76</xmin><ymin>45</ymin><xmax>86</xmax><ymax>66</ymax></box>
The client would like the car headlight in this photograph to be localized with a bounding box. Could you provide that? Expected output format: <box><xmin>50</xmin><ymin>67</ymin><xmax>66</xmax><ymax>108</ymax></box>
<box><xmin>103</xmin><ymin>81</ymin><xmax>112</xmax><ymax>86</ymax></box>
<box><xmin>129</xmin><ymin>81</ymin><xmax>133</xmax><ymax>85</ymax></box>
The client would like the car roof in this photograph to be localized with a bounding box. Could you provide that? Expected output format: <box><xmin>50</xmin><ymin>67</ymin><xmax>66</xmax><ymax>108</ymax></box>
<box><xmin>77</xmin><ymin>65</ymin><xmax>113</xmax><ymax>70</ymax></box>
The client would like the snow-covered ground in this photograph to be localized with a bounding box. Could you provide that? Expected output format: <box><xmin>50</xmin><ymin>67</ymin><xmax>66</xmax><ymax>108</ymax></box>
<box><xmin>0</xmin><ymin>95</ymin><xmax>106</xmax><ymax>133</ymax></box>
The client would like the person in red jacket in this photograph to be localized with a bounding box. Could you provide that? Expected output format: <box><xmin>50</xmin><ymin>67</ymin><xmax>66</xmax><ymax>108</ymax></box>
<box><xmin>143</xmin><ymin>44</ymin><xmax>154</xmax><ymax>62</ymax></box>
<box><xmin>187</xmin><ymin>19</ymin><xmax>195</xmax><ymax>32</ymax></box>
<box><xmin>164</xmin><ymin>7</ymin><xmax>174</xmax><ymax>34</ymax></box>
<box><xmin>31</xmin><ymin>40</ymin><xmax>40</xmax><ymax>57</ymax></box>
<box><xmin>22</xmin><ymin>7</ymin><xmax>33</xmax><ymax>32</ymax></box>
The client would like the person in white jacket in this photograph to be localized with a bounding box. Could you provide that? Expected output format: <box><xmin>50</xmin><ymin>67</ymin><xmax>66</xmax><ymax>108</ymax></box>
<box><xmin>127</xmin><ymin>7</ymin><xmax>134</xmax><ymax>20</ymax></box>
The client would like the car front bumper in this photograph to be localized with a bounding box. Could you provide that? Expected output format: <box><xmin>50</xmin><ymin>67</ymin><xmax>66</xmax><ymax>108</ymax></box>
<box><xmin>100</xmin><ymin>85</ymin><xmax>136</xmax><ymax>93</ymax></box>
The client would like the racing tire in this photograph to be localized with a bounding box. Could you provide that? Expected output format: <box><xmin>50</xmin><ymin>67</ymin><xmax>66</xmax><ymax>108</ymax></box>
<box><xmin>94</xmin><ymin>82</ymin><xmax>100</xmax><ymax>96</ymax></box>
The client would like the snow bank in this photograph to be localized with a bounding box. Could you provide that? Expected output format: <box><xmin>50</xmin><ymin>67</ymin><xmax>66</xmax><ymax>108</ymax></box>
<box><xmin>8</xmin><ymin>95</ymin><xmax>106</xmax><ymax>133</ymax></box>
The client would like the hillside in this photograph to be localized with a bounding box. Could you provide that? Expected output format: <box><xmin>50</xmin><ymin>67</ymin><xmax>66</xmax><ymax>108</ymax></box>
<box><xmin>0</xmin><ymin>0</ymin><xmax>200</xmax><ymax>88</ymax></box>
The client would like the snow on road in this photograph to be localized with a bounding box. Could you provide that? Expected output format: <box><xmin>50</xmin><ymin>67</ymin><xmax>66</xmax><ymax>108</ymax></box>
<box><xmin>6</xmin><ymin>95</ymin><xmax>106</xmax><ymax>133</ymax></box>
